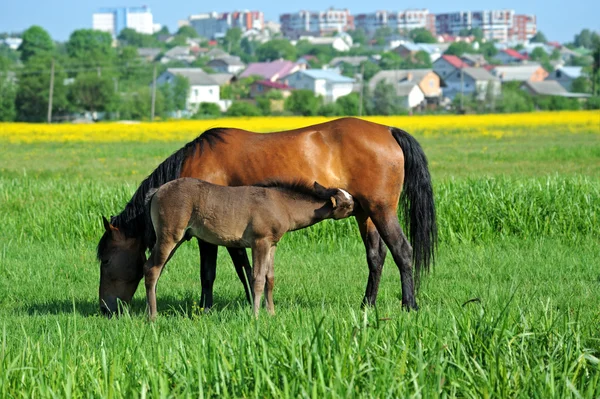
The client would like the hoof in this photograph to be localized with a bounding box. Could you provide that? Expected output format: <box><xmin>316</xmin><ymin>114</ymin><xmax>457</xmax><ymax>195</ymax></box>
<box><xmin>402</xmin><ymin>302</ymin><xmax>419</xmax><ymax>312</ymax></box>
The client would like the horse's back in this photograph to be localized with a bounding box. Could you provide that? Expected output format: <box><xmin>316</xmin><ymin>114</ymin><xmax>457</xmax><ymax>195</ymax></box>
<box><xmin>180</xmin><ymin>118</ymin><xmax>405</xmax><ymax>202</ymax></box>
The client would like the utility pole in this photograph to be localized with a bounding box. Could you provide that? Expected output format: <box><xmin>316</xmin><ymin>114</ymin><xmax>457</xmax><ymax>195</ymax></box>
<box><xmin>47</xmin><ymin>59</ymin><xmax>55</xmax><ymax>124</ymax></box>
<box><xmin>150</xmin><ymin>63</ymin><xmax>157</xmax><ymax>121</ymax></box>
<box><xmin>460</xmin><ymin>68</ymin><xmax>464</xmax><ymax>113</ymax></box>
<box><xmin>113</xmin><ymin>78</ymin><xmax>120</xmax><ymax>120</ymax></box>
<box><xmin>358</xmin><ymin>63</ymin><xmax>364</xmax><ymax>116</ymax></box>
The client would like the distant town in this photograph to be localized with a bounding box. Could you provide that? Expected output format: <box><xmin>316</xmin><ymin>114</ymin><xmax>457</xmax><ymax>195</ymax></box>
<box><xmin>0</xmin><ymin>6</ymin><xmax>598</xmax><ymax>122</ymax></box>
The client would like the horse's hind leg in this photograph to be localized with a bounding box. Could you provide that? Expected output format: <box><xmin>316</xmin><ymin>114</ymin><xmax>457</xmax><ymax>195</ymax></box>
<box><xmin>369</xmin><ymin>207</ymin><xmax>416</xmax><ymax>310</ymax></box>
<box><xmin>356</xmin><ymin>210</ymin><xmax>388</xmax><ymax>307</ymax></box>
<box><xmin>145</xmin><ymin>235</ymin><xmax>184</xmax><ymax>320</ymax></box>
<box><xmin>227</xmin><ymin>247</ymin><xmax>253</xmax><ymax>306</ymax></box>
<box><xmin>198</xmin><ymin>240</ymin><xmax>218</xmax><ymax>311</ymax></box>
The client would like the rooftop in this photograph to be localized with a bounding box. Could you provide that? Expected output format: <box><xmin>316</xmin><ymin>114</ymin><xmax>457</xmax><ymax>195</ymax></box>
<box><xmin>297</xmin><ymin>69</ymin><xmax>355</xmax><ymax>83</ymax></box>
<box><xmin>165</xmin><ymin>68</ymin><xmax>217</xmax><ymax>86</ymax></box>
<box><xmin>492</xmin><ymin>64</ymin><xmax>546</xmax><ymax>82</ymax></box>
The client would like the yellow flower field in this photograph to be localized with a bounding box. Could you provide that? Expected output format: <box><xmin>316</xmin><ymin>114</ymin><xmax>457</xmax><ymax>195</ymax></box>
<box><xmin>0</xmin><ymin>111</ymin><xmax>598</xmax><ymax>143</ymax></box>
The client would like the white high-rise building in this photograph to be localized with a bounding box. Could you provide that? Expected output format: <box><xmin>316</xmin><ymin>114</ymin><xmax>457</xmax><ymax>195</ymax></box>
<box><xmin>93</xmin><ymin>6</ymin><xmax>157</xmax><ymax>37</ymax></box>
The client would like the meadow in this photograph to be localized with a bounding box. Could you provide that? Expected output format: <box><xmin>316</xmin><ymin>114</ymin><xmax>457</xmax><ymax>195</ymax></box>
<box><xmin>0</xmin><ymin>112</ymin><xmax>599</xmax><ymax>397</ymax></box>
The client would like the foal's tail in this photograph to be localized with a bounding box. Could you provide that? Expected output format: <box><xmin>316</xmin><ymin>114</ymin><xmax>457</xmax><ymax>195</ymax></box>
<box><xmin>390</xmin><ymin>127</ymin><xmax>437</xmax><ymax>287</ymax></box>
<box><xmin>144</xmin><ymin>188</ymin><xmax>159</xmax><ymax>208</ymax></box>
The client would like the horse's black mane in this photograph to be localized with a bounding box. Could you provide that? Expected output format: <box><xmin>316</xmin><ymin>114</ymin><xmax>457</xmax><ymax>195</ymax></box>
<box><xmin>97</xmin><ymin>128</ymin><xmax>228</xmax><ymax>259</ymax></box>
<box><xmin>254</xmin><ymin>179</ymin><xmax>337</xmax><ymax>202</ymax></box>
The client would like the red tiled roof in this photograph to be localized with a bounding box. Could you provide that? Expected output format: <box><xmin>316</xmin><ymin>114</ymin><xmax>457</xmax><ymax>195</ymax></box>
<box><xmin>483</xmin><ymin>64</ymin><xmax>495</xmax><ymax>71</ymax></box>
<box><xmin>502</xmin><ymin>49</ymin><xmax>528</xmax><ymax>60</ymax></box>
<box><xmin>441</xmin><ymin>55</ymin><xmax>468</xmax><ymax>69</ymax></box>
<box><xmin>255</xmin><ymin>80</ymin><xmax>292</xmax><ymax>90</ymax></box>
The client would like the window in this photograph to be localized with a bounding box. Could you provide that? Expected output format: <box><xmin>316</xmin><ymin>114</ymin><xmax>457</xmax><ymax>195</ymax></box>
<box><xmin>429</xmin><ymin>79</ymin><xmax>434</xmax><ymax>88</ymax></box>
<box><xmin>209</xmin><ymin>89</ymin><xmax>213</xmax><ymax>95</ymax></box>
<box><xmin>194</xmin><ymin>89</ymin><xmax>198</xmax><ymax>97</ymax></box>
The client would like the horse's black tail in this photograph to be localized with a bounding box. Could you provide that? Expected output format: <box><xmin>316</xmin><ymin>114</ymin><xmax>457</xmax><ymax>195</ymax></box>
<box><xmin>390</xmin><ymin>127</ymin><xmax>437</xmax><ymax>288</ymax></box>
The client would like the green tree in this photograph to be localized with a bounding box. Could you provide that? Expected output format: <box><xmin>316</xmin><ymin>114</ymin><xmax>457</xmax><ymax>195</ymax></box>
<box><xmin>349</xmin><ymin>28</ymin><xmax>367</xmax><ymax>46</ymax></box>
<box><xmin>66</xmin><ymin>29</ymin><xmax>114</xmax><ymax>66</ymax></box>
<box><xmin>284</xmin><ymin>90</ymin><xmax>322</xmax><ymax>116</ymax></box>
<box><xmin>318</xmin><ymin>103</ymin><xmax>341</xmax><ymax>116</ymax></box>
<box><xmin>573</xmin><ymin>29</ymin><xmax>599</xmax><ymax>49</ymax></box>
<box><xmin>445</xmin><ymin>42</ymin><xmax>473</xmax><ymax>57</ymax></box>
<box><xmin>16</xmin><ymin>54</ymin><xmax>69</xmax><ymax>121</ymax></box>
<box><xmin>176</xmin><ymin>26</ymin><xmax>199</xmax><ymax>38</ymax></box>
<box><xmin>335</xmin><ymin>92</ymin><xmax>360</xmax><ymax>116</ymax></box>
<box><xmin>225</xmin><ymin>101</ymin><xmax>262</xmax><ymax>116</ymax></box>
<box><xmin>193</xmin><ymin>102</ymin><xmax>221</xmax><ymax>118</ymax></box>
<box><xmin>379</xmin><ymin>52</ymin><xmax>403</xmax><ymax>70</ymax></box>
<box><xmin>373</xmin><ymin>27</ymin><xmax>393</xmax><ymax>46</ymax></box>
<box><xmin>240</xmin><ymin>37</ymin><xmax>257</xmax><ymax>61</ymax></box>
<box><xmin>68</xmin><ymin>72</ymin><xmax>116</xmax><ymax>114</ymax></box>
<box><xmin>0</xmin><ymin>68</ymin><xmax>16</xmax><ymax>121</ymax></box>
<box><xmin>256</xmin><ymin>39</ymin><xmax>296</xmax><ymax>61</ymax></box>
<box><xmin>118</xmin><ymin>28</ymin><xmax>162</xmax><ymax>48</ymax></box>
<box><xmin>18</xmin><ymin>25</ymin><xmax>54</xmax><ymax>62</ymax></box>
<box><xmin>410</xmin><ymin>28</ymin><xmax>436</xmax><ymax>44</ymax></box>
<box><xmin>529</xmin><ymin>47</ymin><xmax>552</xmax><ymax>72</ymax></box>
<box><xmin>223</xmin><ymin>28</ymin><xmax>242</xmax><ymax>54</ymax></box>
<box><xmin>366</xmin><ymin>80</ymin><xmax>403</xmax><ymax>115</ymax></box>
<box><xmin>571</xmin><ymin>76</ymin><xmax>591</xmax><ymax>93</ymax></box>
<box><xmin>361</xmin><ymin>61</ymin><xmax>381</xmax><ymax>81</ymax></box>
<box><xmin>530</xmin><ymin>31</ymin><xmax>548</xmax><ymax>43</ymax></box>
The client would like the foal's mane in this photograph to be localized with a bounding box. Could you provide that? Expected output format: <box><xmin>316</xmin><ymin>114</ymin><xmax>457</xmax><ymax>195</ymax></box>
<box><xmin>254</xmin><ymin>179</ymin><xmax>335</xmax><ymax>202</ymax></box>
<box><xmin>97</xmin><ymin>128</ymin><xmax>228</xmax><ymax>258</ymax></box>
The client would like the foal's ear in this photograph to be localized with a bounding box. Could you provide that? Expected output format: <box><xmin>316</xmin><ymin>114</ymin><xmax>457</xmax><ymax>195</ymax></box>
<box><xmin>330</xmin><ymin>196</ymin><xmax>337</xmax><ymax>208</ymax></box>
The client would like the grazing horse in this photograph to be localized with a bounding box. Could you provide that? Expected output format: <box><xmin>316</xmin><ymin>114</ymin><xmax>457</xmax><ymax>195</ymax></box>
<box><xmin>97</xmin><ymin>117</ymin><xmax>437</xmax><ymax>315</ymax></box>
<box><xmin>136</xmin><ymin>178</ymin><xmax>355</xmax><ymax>319</ymax></box>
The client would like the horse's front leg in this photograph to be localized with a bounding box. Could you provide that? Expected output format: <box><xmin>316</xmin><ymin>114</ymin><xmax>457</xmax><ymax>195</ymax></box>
<box><xmin>198</xmin><ymin>240</ymin><xmax>218</xmax><ymax>311</ymax></box>
<box><xmin>251</xmin><ymin>239</ymin><xmax>271</xmax><ymax>317</ymax></box>
<box><xmin>265</xmin><ymin>245</ymin><xmax>277</xmax><ymax>316</ymax></box>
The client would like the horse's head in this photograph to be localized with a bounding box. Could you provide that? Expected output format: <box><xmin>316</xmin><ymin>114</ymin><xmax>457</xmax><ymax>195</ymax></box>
<box><xmin>97</xmin><ymin>216</ymin><xmax>146</xmax><ymax>316</ymax></box>
<box><xmin>313</xmin><ymin>182</ymin><xmax>355</xmax><ymax>220</ymax></box>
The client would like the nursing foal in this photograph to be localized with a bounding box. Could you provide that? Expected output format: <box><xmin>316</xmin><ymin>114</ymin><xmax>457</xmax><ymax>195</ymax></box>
<box><xmin>144</xmin><ymin>178</ymin><xmax>355</xmax><ymax>319</ymax></box>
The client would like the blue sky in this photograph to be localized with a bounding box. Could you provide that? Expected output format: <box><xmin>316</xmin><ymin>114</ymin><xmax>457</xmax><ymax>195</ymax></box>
<box><xmin>1</xmin><ymin>0</ymin><xmax>598</xmax><ymax>42</ymax></box>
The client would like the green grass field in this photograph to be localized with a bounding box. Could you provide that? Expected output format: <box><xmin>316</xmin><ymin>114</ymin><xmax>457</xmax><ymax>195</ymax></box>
<box><xmin>1</xmin><ymin>125</ymin><xmax>599</xmax><ymax>397</ymax></box>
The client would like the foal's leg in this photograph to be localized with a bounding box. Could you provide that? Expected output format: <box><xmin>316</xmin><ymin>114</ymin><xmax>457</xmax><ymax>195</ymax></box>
<box><xmin>226</xmin><ymin>247</ymin><xmax>254</xmax><ymax>305</ymax></box>
<box><xmin>369</xmin><ymin>207</ymin><xmax>416</xmax><ymax>310</ymax></box>
<box><xmin>356</xmin><ymin>210</ymin><xmax>388</xmax><ymax>307</ymax></box>
<box><xmin>145</xmin><ymin>236</ymin><xmax>184</xmax><ymax>320</ymax></box>
<box><xmin>265</xmin><ymin>246</ymin><xmax>277</xmax><ymax>315</ymax></box>
<box><xmin>198</xmin><ymin>240</ymin><xmax>218</xmax><ymax>311</ymax></box>
<box><xmin>251</xmin><ymin>239</ymin><xmax>271</xmax><ymax>317</ymax></box>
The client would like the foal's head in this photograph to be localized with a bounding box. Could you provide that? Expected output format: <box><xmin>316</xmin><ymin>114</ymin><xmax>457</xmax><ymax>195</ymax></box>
<box><xmin>97</xmin><ymin>216</ymin><xmax>146</xmax><ymax>316</ymax></box>
<box><xmin>312</xmin><ymin>181</ymin><xmax>355</xmax><ymax>220</ymax></box>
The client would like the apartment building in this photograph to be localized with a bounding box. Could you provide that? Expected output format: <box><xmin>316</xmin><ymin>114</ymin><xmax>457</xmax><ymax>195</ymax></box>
<box><xmin>280</xmin><ymin>9</ymin><xmax>354</xmax><ymax>39</ymax></box>
<box><xmin>93</xmin><ymin>6</ymin><xmax>157</xmax><ymax>37</ymax></box>
<box><xmin>181</xmin><ymin>11</ymin><xmax>264</xmax><ymax>39</ymax></box>
<box><xmin>435</xmin><ymin>10</ymin><xmax>536</xmax><ymax>43</ymax></box>
<box><xmin>354</xmin><ymin>10</ymin><xmax>435</xmax><ymax>35</ymax></box>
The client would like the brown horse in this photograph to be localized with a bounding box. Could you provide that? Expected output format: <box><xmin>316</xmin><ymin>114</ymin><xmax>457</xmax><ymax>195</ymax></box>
<box><xmin>139</xmin><ymin>178</ymin><xmax>355</xmax><ymax>319</ymax></box>
<box><xmin>97</xmin><ymin>117</ymin><xmax>436</xmax><ymax>315</ymax></box>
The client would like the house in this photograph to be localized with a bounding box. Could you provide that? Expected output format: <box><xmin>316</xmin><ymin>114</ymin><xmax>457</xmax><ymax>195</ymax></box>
<box><xmin>443</xmin><ymin>67</ymin><xmax>501</xmax><ymax>100</ymax></box>
<box><xmin>2</xmin><ymin>37</ymin><xmax>23</xmax><ymax>50</ymax></box>
<box><xmin>521</xmin><ymin>81</ymin><xmax>591</xmax><ymax>98</ymax></box>
<box><xmin>207</xmin><ymin>56</ymin><xmax>245</xmax><ymax>74</ymax></box>
<box><xmin>329</xmin><ymin>56</ymin><xmax>370</xmax><ymax>69</ymax></box>
<box><xmin>137</xmin><ymin>48</ymin><xmax>162</xmax><ymax>62</ymax></box>
<box><xmin>393</xmin><ymin>43</ymin><xmax>449</xmax><ymax>62</ymax></box>
<box><xmin>208</xmin><ymin>73</ymin><xmax>236</xmax><ymax>86</ymax></box>
<box><xmin>298</xmin><ymin>33</ymin><xmax>353</xmax><ymax>52</ymax></box>
<box><xmin>491</xmin><ymin>64</ymin><xmax>548</xmax><ymax>83</ymax></box>
<box><xmin>240</xmin><ymin>60</ymin><xmax>304</xmax><ymax>82</ymax></box>
<box><xmin>494</xmin><ymin>49</ymin><xmax>528</xmax><ymax>64</ymax></box>
<box><xmin>282</xmin><ymin>69</ymin><xmax>354</xmax><ymax>103</ymax></box>
<box><xmin>160</xmin><ymin>46</ymin><xmax>196</xmax><ymax>64</ymax></box>
<box><xmin>394</xmin><ymin>83</ymin><xmax>426</xmax><ymax>110</ymax></box>
<box><xmin>433</xmin><ymin>55</ymin><xmax>469</xmax><ymax>80</ymax></box>
<box><xmin>156</xmin><ymin>68</ymin><xmax>229</xmax><ymax>112</ymax></box>
<box><xmin>460</xmin><ymin>53</ymin><xmax>487</xmax><ymax>67</ymax></box>
<box><xmin>249</xmin><ymin>80</ymin><xmax>294</xmax><ymax>99</ymax></box>
<box><xmin>204</xmin><ymin>48</ymin><xmax>229</xmax><ymax>60</ymax></box>
<box><xmin>368</xmin><ymin>69</ymin><xmax>442</xmax><ymax>105</ymax></box>
<box><xmin>546</xmin><ymin>67</ymin><xmax>585</xmax><ymax>91</ymax></box>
